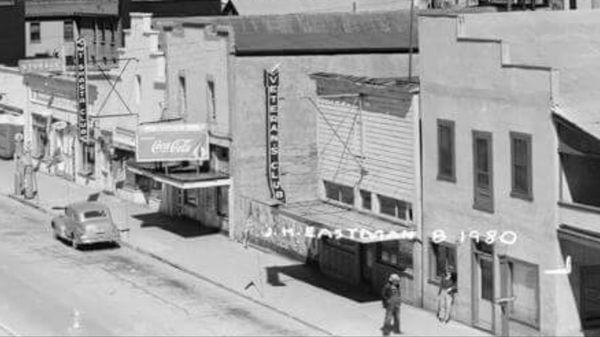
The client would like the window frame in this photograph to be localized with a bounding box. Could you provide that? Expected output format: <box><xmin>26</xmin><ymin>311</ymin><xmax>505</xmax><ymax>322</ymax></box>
<box><xmin>207</xmin><ymin>78</ymin><xmax>216</xmax><ymax>121</ymax></box>
<box><xmin>377</xmin><ymin>240</ymin><xmax>414</xmax><ymax>271</ymax></box>
<box><xmin>63</xmin><ymin>20</ymin><xmax>74</xmax><ymax>42</ymax></box>
<box><xmin>504</xmin><ymin>256</ymin><xmax>540</xmax><ymax>330</ymax></box>
<box><xmin>30</xmin><ymin>21</ymin><xmax>41</xmax><ymax>43</ymax></box>
<box><xmin>378</xmin><ymin>194</ymin><xmax>412</xmax><ymax>221</ymax></box>
<box><xmin>428</xmin><ymin>240</ymin><xmax>457</xmax><ymax>284</ymax></box>
<box><xmin>184</xmin><ymin>189</ymin><xmax>198</xmax><ymax>207</ymax></box>
<box><xmin>472</xmin><ymin>130</ymin><xmax>494</xmax><ymax>213</ymax></box>
<box><xmin>437</xmin><ymin>119</ymin><xmax>456</xmax><ymax>182</ymax></box>
<box><xmin>510</xmin><ymin>131</ymin><xmax>533</xmax><ymax>201</ymax></box>
<box><xmin>360</xmin><ymin>189</ymin><xmax>372</xmax><ymax>210</ymax></box>
<box><xmin>323</xmin><ymin>180</ymin><xmax>354</xmax><ymax>206</ymax></box>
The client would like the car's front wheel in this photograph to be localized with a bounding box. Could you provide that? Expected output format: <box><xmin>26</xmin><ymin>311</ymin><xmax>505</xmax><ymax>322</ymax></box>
<box><xmin>71</xmin><ymin>234</ymin><xmax>79</xmax><ymax>250</ymax></box>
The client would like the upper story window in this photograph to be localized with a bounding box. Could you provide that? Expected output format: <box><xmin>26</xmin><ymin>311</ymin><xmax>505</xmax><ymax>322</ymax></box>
<box><xmin>323</xmin><ymin>180</ymin><xmax>354</xmax><ymax>206</ymax></box>
<box><xmin>472</xmin><ymin>130</ymin><xmax>494</xmax><ymax>213</ymax></box>
<box><xmin>207</xmin><ymin>79</ymin><xmax>216</xmax><ymax>121</ymax></box>
<box><xmin>510</xmin><ymin>132</ymin><xmax>533</xmax><ymax>200</ymax></box>
<box><xmin>109</xmin><ymin>22</ymin><xmax>115</xmax><ymax>44</ymax></box>
<box><xmin>360</xmin><ymin>189</ymin><xmax>372</xmax><ymax>210</ymax></box>
<box><xmin>99</xmin><ymin>21</ymin><xmax>105</xmax><ymax>43</ymax></box>
<box><xmin>134</xmin><ymin>75</ymin><xmax>142</xmax><ymax>105</ymax></box>
<box><xmin>178</xmin><ymin>75</ymin><xmax>187</xmax><ymax>116</ymax></box>
<box><xmin>437</xmin><ymin>119</ymin><xmax>456</xmax><ymax>182</ymax></box>
<box><xmin>378</xmin><ymin>195</ymin><xmax>413</xmax><ymax>221</ymax></box>
<box><xmin>30</xmin><ymin>22</ymin><xmax>41</xmax><ymax>43</ymax></box>
<box><xmin>63</xmin><ymin>20</ymin><xmax>74</xmax><ymax>42</ymax></box>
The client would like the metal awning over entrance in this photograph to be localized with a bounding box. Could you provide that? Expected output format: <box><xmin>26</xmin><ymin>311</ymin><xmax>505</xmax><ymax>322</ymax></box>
<box><xmin>280</xmin><ymin>200</ymin><xmax>418</xmax><ymax>244</ymax></box>
<box><xmin>558</xmin><ymin>224</ymin><xmax>600</xmax><ymax>246</ymax></box>
<box><xmin>127</xmin><ymin>162</ymin><xmax>231</xmax><ymax>190</ymax></box>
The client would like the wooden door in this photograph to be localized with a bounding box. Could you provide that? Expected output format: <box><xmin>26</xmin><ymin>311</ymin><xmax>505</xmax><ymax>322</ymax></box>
<box><xmin>473</xmin><ymin>253</ymin><xmax>494</xmax><ymax>331</ymax></box>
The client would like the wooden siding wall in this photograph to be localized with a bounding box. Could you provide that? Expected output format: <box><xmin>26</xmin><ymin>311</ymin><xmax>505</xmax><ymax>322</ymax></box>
<box><xmin>317</xmin><ymin>96</ymin><xmax>416</xmax><ymax>203</ymax></box>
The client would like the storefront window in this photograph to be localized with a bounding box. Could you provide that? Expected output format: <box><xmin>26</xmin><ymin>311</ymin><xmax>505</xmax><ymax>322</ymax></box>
<box><xmin>377</xmin><ymin>240</ymin><xmax>413</xmax><ymax>271</ymax></box>
<box><xmin>184</xmin><ymin>189</ymin><xmax>198</xmax><ymax>206</ymax></box>
<box><xmin>216</xmin><ymin>186</ymin><xmax>228</xmax><ymax>216</ymax></box>
<box><xmin>80</xmin><ymin>143</ymin><xmax>95</xmax><ymax>175</ymax></box>
<box><xmin>429</xmin><ymin>241</ymin><xmax>457</xmax><ymax>281</ymax></box>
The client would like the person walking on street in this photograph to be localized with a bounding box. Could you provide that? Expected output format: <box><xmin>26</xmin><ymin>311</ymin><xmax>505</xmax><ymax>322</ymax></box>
<box><xmin>381</xmin><ymin>273</ymin><xmax>402</xmax><ymax>335</ymax></box>
<box><xmin>437</xmin><ymin>267</ymin><xmax>457</xmax><ymax>323</ymax></box>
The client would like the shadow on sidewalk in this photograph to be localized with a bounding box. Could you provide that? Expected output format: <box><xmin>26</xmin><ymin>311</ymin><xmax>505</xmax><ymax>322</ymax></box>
<box><xmin>265</xmin><ymin>264</ymin><xmax>379</xmax><ymax>303</ymax></box>
<box><xmin>132</xmin><ymin>212</ymin><xmax>220</xmax><ymax>238</ymax></box>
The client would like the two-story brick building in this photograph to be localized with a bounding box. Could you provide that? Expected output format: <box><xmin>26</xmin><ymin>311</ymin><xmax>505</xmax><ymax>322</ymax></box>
<box><xmin>419</xmin><ymin>9</ymin><xmax>600</xmax><ymax>337</ymax></box>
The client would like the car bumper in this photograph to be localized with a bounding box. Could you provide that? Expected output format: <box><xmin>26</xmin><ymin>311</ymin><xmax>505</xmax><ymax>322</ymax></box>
<box><xmin>79</xmin><ymin>232</ymin><xmax>120</xmax><ymax>245</ymax></box>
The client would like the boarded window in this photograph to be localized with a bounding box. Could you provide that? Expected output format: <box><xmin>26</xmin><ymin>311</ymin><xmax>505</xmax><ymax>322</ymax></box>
<box><xmin>473</xmin><ymin>131</ymin><xmax>494</xmax><ymax>213</ymax></box>
<box><xmin>437</xmin><ymin>119</ymin><xmax>455</xmax><ymax>182</ymax></box>
<box><xmin>511</xmin><ymin>132</ymin><xmax>533</xmax><ymax>200</ymax></box>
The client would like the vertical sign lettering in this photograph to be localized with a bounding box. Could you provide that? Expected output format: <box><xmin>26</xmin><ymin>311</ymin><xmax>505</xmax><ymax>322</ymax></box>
<box><xmin>265</xmin><ymin>68</ymin><xmax>286</xmax><ymax>203</ymax></box>
<box><xmin>76</xmin><ymin>37</ymin><xmax>88</xmax><ymax>142</ymax></box>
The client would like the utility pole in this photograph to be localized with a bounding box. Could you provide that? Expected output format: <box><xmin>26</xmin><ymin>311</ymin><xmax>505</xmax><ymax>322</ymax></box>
<box><xmin>408</xmin><ymin>0</ymin><xmax>415</xmax><ymax>83</ymax></box>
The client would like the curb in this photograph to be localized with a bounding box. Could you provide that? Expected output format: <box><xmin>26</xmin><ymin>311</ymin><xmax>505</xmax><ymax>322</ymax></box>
<box><xmin>3</xmin><ymin>192</ymin><xmax>333</xmax><ymax>336</ymax></box>
<box><xmin>7</xmin><ymin>194</ymin><xmax>52</xmax><ymax>215</ymax></box>
<box><xmin>120</xmin><ymin>241</ymin><xmax>333</xmax><ymax>336</ymax></box>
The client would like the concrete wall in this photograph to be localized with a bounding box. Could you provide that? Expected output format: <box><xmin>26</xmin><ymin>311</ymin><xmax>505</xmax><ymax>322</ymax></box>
<box><xmin>419</xmin><ymin>15</ymin><xmax>569</xmax><ymax>336</ymax></box>
<box><xmin>231</xmin><ymin>53</ymin><xmax>417</xmax><ymax>238</ymax></box>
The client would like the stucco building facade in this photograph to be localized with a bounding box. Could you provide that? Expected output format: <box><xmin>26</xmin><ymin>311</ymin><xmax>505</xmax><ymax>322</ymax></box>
<box><xmin>419</xmin><ymin>10</ymin><xmax>600</xmax><ymax>336</ymax></box>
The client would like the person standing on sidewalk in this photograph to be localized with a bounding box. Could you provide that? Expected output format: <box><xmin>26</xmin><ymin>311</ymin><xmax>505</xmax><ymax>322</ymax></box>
<box><xmin>381</xmin><ymin>273</ymin><xmax>402</xmax><ymax>335</ymax></box>
<box><xmin>437</xmin><ymin>266</ymin><xmax>457</xmax><ymax>323</ymax></box>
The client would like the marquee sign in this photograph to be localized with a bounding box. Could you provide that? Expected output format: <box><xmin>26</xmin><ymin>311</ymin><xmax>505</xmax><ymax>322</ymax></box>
<box><xmin>75</xmin><ymin>37</ymin><xmax>88</xmax><ymax>142</ymax></box>
<box><xmin>136</xmin><ymin>123</ymin><xmax>209</xmax><ymax>162</ymax></box>
<box><xmin>265</xmin><ymin>67</ymin><xmax>286</xmax><ymax>203</ymax></box>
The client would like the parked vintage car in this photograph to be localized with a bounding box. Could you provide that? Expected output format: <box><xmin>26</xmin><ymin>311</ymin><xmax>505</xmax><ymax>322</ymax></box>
<box><xmin>51</xmin><ymin>202</ymin><xmax>120</xmax><ymax>249</ymax></box>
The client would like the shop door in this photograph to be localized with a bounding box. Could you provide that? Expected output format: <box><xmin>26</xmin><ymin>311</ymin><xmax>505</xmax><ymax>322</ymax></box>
<box><xmin>473</xmin><ymin>253</ymin><xmax>494</xmax><ymax>332</ymax></box>
<box><xmin>582</xmin><ymin>265</ymin><xmax>600</xmax><ymax>329</ymax></box>
<box><xmin>320</xmin><ymin>238</ymin><xmax>358</xmax><ymax>284</ymax></box>
<box><xmin>360</xmin><ymin>244</ymin><xmax>373</xmax><ymax>286</ymax></box>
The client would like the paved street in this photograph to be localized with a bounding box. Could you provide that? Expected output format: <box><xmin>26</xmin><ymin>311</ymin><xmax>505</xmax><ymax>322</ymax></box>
<box><xmin>0</xmin><ymin>194</ymin><xmax>323</xmax><ymax>336</ymax></box>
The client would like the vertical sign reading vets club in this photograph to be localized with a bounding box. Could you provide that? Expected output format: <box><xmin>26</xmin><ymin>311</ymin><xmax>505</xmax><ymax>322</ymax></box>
<box><xmin>75</xmin><ymin>37</ymin><xmax>88</xmax><ymax>142</ymax></box>
<box><xmin>265</xmin><ymin>67</ymin><xmax>286</xmax><ymax>203</ymax></box>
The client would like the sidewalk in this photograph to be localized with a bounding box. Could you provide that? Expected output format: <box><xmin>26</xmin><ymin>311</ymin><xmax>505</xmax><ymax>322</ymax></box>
<box><xmin>0</xmin><ymin>159</ymin><xmax>490</xmax><ymax>337</ymax></box>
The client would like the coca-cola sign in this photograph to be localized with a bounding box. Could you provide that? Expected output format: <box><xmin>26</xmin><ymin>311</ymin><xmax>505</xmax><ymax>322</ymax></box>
<box><xmin>136</xmin><ymin>123</ymin><xmax>209</xmax><ymax>162</ymax></box>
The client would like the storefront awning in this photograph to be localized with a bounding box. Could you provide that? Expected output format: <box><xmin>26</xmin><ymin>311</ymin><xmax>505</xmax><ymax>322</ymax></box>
<box><xmin>558</xmin><ymin>224</ymin><xmax>600</xmax><ymax>246</ymax></box>
<box><xmin>127</xmin><ymin>162</ymin><xmax>231</xmax><ymax>190</ymax></box>
<box><xmin>280</xmin><ymin>200</ymin><xmax>418</xmax><ymax>244</ymax></box>
<box><xmin>0</xmin><ymin>113</ymin><xmax>25</xmax><ymax>126</ymax></box>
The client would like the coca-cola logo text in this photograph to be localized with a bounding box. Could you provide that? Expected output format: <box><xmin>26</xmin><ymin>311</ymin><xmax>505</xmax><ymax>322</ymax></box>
<box><xmin>150</xmin><ymin>139</ymin><xmax>194</xmax><ymax>154</ymax></box>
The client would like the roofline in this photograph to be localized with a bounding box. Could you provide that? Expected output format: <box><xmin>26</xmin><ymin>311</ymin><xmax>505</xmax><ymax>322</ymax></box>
<box><xmin>234</xmin><ymin>47</ymin><xmax>418</xmax><ymax>56</ymax></box>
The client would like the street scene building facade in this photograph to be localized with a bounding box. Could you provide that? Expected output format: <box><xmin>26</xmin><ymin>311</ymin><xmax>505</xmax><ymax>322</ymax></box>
<box><xmin>0</xmin><ymin>2</ymin><xmax>598</xmax><ymax>337</ymax></box>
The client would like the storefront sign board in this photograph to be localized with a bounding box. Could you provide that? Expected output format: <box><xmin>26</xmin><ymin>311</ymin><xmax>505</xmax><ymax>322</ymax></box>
<box><xmin>136</xmin><ymin>123</ymin><xmax>209</xmax><ymax>162</ymax></box>
<box><xmin>264</xmin><ymin>67</ymin><xmax>286</xmax><ymax>203</ymax></box>
<box><xmin>75</xmin><ymin>37</ymin><xmax>88</xmax><ymax>142</ymax></box>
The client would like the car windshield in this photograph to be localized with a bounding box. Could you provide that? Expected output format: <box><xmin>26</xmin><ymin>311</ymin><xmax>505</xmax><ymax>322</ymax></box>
<box><xmin>83</xmin><ymin>210</ymin><xmax>108</xmax><ymax>219</ymax></box>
